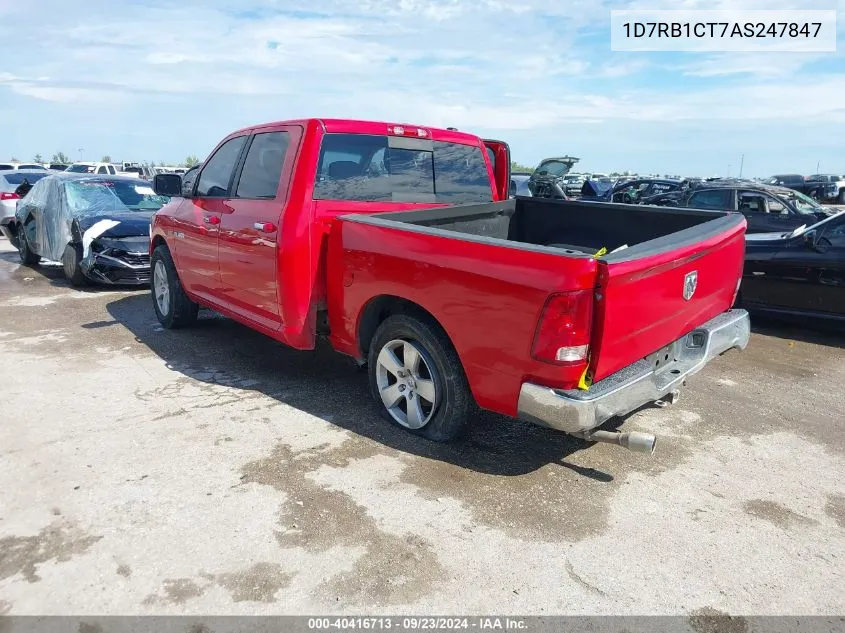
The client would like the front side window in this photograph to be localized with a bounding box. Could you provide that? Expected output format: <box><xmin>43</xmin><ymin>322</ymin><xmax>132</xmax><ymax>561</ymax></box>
<box><xmin>737</xmin><ymin>192</ymin><xmax>767</xmax><ymax>214</ymax></box>
<box><xmin>196</xmin><ymin>136</ymin><xmax>247</xmax><ymax>197</ymax></box>
<box><xmin>766</xmin><ymin>197</ymin><xmax>788</xmax><ymax>214</ymax></box>
<box><xmin>236</xmin><ymin>131</ymin><xmax>290</xmax><ymax>198</ymax></box>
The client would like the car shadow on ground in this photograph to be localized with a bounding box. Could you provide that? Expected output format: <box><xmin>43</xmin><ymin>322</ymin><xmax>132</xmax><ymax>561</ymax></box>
<box><xmin>105</xmin><ymin>293</ymin><xmax>623</xmax><ymax>480</ymax></box>
<box><xmin>750</xmin><ymin>313</ymin><xmax>845</xmax><ymax>349</ymax></box>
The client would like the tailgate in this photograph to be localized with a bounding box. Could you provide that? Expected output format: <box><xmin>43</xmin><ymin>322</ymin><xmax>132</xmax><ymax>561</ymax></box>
<box><xmin>588</xmin><ymin>214</ymin><xmax>746</xmax><ymax>383</ymax></box>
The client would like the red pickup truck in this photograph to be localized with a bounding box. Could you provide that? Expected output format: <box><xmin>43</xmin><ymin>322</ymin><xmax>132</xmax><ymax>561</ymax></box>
<box><xmin>150</xmin><ymin>118</ymin><xmax>750</xmax><ymax>454</ymax></box>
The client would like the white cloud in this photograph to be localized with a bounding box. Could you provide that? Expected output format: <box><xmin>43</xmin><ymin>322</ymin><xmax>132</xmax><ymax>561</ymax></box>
<box><xmin>0</xmin><ymin>0</ymin><xmax>843</xmax><ymax>174</ymax></box>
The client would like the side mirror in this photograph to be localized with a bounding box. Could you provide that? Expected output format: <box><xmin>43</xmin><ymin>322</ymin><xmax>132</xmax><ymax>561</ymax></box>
<box><xmin>153</xmin><ymin>173</ymin><xmax>183</xmax><ymax>197</ymax></box>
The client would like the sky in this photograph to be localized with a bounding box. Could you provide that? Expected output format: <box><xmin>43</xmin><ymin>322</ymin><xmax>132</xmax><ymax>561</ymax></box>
<box><xmin>0</xmin><ymin>0</ymin><xmax>843</xmax><ymax>177</ymax></box>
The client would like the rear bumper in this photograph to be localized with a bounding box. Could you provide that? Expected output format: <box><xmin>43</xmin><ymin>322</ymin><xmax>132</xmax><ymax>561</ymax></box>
<box><xmin>517</xmin><ymin>309</ymin><xmax>751</xmax><ymax>434</ymax></box>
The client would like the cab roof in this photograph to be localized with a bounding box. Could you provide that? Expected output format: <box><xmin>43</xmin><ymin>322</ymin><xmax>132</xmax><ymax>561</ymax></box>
<box><xmin>226</xmin><ymin>118</ymin><xmax>485</xmax><ymax>145</ymax></box>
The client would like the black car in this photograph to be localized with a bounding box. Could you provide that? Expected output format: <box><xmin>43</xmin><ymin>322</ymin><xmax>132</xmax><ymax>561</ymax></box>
<box><xmin>14</xmin><ymin>173</ymin><xmax>170</xmax><ymax>286</ymax></box>
<box><xmin>580</xmin><ymin>178</ymin><xmax>688</xmax><ymax>204</ymax></box>
<box><xmin>741</xmin><ymin>212</ymin><xmax>845</xmax><ymax>319</ymax></box>
<box><xmin>647</xmin><ymin>179</ymin><xmax>835</xmax><ymax>234</ymax></box>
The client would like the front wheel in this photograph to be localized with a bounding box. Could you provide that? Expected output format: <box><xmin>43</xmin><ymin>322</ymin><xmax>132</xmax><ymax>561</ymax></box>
<box><xmin>62</xmin><ymin>244</ymin><xmax>88</xmax><ymax>287</ymax></box>
<box><xmin>367</xmin><ymin>314</ymin><xmax>471</xmax><ymax>442</ymax></box>
<box><xmin>17</xmin><ymin>224</ymin><xmax>40</xmax><ymax>266</ymax></box>
<box><xmin>150</xmin><ymin>244</ymin><xmax>198</xmax><ymax>329</ymax></box>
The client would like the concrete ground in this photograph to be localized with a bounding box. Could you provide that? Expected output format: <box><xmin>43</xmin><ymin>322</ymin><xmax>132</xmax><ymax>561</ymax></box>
<box><xmin>0</xmin><ymin>238</ymin><xmax>843</xmax><ymax>616</ymax></box>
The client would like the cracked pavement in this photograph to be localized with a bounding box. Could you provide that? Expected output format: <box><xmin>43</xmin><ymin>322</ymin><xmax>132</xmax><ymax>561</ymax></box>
<box><xmin>0</xmin><ymin>239</ymin><xmax>843</xmax><ymax>616</ymax></box>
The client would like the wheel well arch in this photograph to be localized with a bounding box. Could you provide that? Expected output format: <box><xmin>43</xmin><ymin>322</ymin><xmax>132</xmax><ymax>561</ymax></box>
<box><xmin>150</xmin><ymin>234</ymin><xmax>168</xmax><ymax>251</ymax></box>
<box><xmin>357</xmin><ymin>295</ymin><xmax>455</xmax><ymax>359</ymax></box>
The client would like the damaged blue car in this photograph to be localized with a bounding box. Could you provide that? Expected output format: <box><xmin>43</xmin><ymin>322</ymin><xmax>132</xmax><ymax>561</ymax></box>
<box><xmin>12</xmin><ymin>173</ymin><xmax>169</xmax><ymax>286</ymax></box>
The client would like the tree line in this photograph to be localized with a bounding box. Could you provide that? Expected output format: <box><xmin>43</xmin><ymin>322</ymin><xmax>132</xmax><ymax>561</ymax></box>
<box><xmin>23</xmin><ymin>152</ymin><xmax>203</xmax><ymax>168</ymax></box>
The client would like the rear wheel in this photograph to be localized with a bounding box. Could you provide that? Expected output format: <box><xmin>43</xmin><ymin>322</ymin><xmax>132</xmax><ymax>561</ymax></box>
<box><xmin>62</xmin><ymin>244</ymin><xmax>87</xmax><ymax>287</ymax></box>
<box><xmin>367</xmin><ymin>314</ymin><xmax>471</xmax><ymax>442</ymax></box>
<box><xmin>150</xmin><ymin>244</ymin><xmax>198</xmax><ymax>329</ymax></box>
<box><xmin>17</xmin><ymin>224</ymin><xmax>40</xmax><ymax>266</ymax></box>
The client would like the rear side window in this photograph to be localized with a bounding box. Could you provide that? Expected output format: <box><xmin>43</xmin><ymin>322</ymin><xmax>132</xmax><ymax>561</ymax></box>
<box><xmin>688</xmin><ymin>189</ymin><xmax>732</xmax><ymax>210</ymax></box>
<box><xmin>313</xmin><ymin>133</ymin><xmax>492</xmax><ymax>204</ymax></box>
<box><xmin>236</xmin><ymin>132</ymin><xmax>290</xmax><ymax>198</ymax></box>
<box><xmin>197</xmin><ymin>136</ymin><xmax>247</xmax><ymax>197</ymax></box>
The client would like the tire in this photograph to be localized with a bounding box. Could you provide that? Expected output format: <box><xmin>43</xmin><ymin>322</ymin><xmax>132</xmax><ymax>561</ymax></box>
<box><xmin>17</xmin><ymin>224</ymin><xmax>40</xmax><ymax>266</ymax></box>
<box><xmin>150</xmin><ymin>244</ymin><xmax>198</xmax><ymax>329</ymax></box>
<box><xmin>367</xmin><ymin>314</ymin><xmax>471</xmax><ymax>442</ymax></box>
<box><xmin>62</xmin><ymin>244</ymin><xmax>88</xmax><ymax>287</ymax></box>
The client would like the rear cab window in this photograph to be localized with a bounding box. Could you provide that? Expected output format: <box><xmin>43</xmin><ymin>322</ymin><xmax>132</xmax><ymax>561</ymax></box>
<box><xmin>312</xmin><ymin>133</ymin><xmax>492</xmax><ymax>204</ymax></box>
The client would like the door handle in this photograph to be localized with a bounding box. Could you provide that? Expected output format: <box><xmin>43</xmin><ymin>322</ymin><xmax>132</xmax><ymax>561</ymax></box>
<box><xmin>254</xmin><ymin>222</ymin><xmax>277</xmax><ymax>232</ymax></box>
<box><xmin>203</xmin><ymin>216</ymin><xmax>220</xmax><ymax>225</ymax></box>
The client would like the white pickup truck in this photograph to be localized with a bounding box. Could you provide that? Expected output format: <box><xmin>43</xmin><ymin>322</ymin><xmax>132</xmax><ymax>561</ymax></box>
<box><xmin>806</xmin><ymin>174</ymin><xmax>845</xmax><ymax>204</ymax></box>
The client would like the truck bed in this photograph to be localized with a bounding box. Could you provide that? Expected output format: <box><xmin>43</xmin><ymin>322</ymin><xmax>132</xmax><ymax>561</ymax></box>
<box><xmin>328</xmin><ymin>197</ymin><xmax>746</xmax><ymax>417</ymax></box>
<box><xmin>357</xmin><ymin>197</ymin><xmax>738</xmax><ymax>261</ymax></box>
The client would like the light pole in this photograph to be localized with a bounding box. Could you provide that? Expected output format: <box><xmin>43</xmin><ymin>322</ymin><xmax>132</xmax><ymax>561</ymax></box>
<box><xmin>739</xmin><ymin>154</ymin><xmax>744</xmax><ymax>178</ymax></box>
<box><xmin>816</xmin><ymin>160</ymin><xmax>820</xmax><ymax>173</ymax></box>
<box><xmin>77</xmin><ymin>148</ymin><xmax>84</xmax><ymax>161</ymax></box>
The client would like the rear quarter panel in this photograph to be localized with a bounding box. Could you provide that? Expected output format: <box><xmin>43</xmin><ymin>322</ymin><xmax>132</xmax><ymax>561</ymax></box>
<box><xmin>327</xmin><ymin>219</ymin><xmax>597</xmax><ymax>416</ymax></box>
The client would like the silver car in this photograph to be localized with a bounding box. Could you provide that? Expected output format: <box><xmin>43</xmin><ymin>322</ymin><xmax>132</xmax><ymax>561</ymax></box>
<box><xmin>0</xmin><ymin>169</ymin><xmax>51</xmax><ymax>243</ymax></box>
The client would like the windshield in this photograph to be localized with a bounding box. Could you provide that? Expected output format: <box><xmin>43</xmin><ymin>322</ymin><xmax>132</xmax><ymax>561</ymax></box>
<box><xmin>67</xmin><ymin>164</ymin><xmax>96</xmax><ymax>173</ymax></box>
<box><xmin>65</xmin><ymin>180</ymin><xmax>170</xmax><ymax>213</ymax></box>
<box><xmin>534</xmin><ymin>160</ymin><xmax>574</xmax><ymax>177</ymax></box>
<box><xmin>784</xmin><ymin>190</ymin><xmax>823</xmax><ymax>214</ymax></box>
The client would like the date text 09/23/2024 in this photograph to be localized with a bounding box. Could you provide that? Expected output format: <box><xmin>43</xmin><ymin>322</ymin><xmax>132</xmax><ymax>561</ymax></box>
<box><xmin>307</xmin><ymin>618</ymin><xmax>528</xmax><ymax>630</ymax></box>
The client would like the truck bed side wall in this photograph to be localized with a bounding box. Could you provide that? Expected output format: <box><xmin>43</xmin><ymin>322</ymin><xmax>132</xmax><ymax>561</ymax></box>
<box><xmin>326</xmin><ymin>219</ymin><xmax>598</xmax><ymax>417</ymax></box>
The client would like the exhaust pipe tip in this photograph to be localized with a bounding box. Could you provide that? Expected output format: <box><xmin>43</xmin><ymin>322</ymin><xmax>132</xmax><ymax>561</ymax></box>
<box><xmin>584</xmin><ymin>430</ymin><xmax>657</xmax><ymax>455</ymax></box>
<box><xmin>620</xmin><ymin>431</ymin><xmax>657</xmax><ymax>455</ymax></box>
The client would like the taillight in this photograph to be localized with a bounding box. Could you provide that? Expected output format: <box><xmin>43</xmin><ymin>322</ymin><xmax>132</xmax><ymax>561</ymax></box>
<box><xmin>531</xmin><ymin>291</ymin><xmax>593</xmax><ymax>364</ymax></box>
<box><xmin>0</xmin><ymin>192</ymin><xmax>20</xmax><ymax>201</ymax></box>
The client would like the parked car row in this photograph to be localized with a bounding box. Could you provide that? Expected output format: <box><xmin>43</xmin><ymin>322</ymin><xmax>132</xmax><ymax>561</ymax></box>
<box><xmin>2</xmin><ymin>171</ymin><xmax>168</xmax><ymax>286</ymax></box>
<box><xmin>510</xmin><ymin>160</ymin><xmax>844</xmax><ymax>320</ymax></box>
